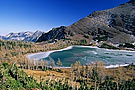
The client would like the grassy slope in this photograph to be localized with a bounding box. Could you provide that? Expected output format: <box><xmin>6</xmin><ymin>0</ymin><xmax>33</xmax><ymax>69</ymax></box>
<box><xmin>24</xmin><ymin>65</ymin><xmax>135</xmax><ymax>83</ymax></box>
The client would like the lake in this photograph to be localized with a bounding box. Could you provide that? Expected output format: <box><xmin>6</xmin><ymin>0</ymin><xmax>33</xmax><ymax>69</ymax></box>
<box><xmin>28</xmin><ymin>46</ymin><xmax>135</xmax><ymax>67</ymax></box>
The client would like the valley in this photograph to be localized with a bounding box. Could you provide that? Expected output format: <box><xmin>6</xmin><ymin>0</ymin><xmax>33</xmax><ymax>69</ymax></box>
<box><xmin>0</xmin><ymin>0</ymin><xmax>135</xmax><ymax>89</ymax></box>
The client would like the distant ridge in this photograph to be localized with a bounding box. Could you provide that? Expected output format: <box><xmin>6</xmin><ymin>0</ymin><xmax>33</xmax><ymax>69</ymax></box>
<box><xmin>0</xmin><ymin>30</ymin><xmax>43</xmax><ymax>42</ymax></box>
<box><xmin>24</xmin><ymin>30</ymin><xmax>43</xmax><ymax>42</ymax></box>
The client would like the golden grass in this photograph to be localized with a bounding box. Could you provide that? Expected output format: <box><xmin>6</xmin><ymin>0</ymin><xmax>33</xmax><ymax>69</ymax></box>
<box><xmin>23</xmin><ymin>69</ymin><xmax>70</xmax><ymax>82</ymax></box>
<box><xmin>24</xmin><ymin>66</ymin><xmax>135</xmax><ymax>82</ymax></box>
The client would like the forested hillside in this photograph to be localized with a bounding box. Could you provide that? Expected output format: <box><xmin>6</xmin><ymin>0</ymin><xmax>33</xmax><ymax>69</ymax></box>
<box><xmin>0</xmin><ymin>39</ymin><xmax>79</xmax><ymax>65</ymax></box>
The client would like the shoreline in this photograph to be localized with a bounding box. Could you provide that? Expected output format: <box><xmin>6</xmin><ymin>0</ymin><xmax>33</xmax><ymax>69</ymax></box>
<box><xmin>27</xmin><ymin>45</ymin><xmax>134</xmax><ymax>69</ymax></box>
<box><xmin>51</xmin><ymin>64</ymin><xmax>130</xmax><ymax>69</ymax></box>
<box><xmin>27</xmin><ymin>46</ymin><xmax>73</xmax><ymax>60</ymax></box>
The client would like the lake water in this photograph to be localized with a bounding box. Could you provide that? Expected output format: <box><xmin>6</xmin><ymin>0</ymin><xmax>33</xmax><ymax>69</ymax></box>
<box><xmin>27</xmin><ymin>46</ymin><xmax>135</xmax><ymax>67</ymax></box>
<box><xmin>41</xmin><ymin>46</ymin><xmax>135</xmax><ymax>67</ymax></box>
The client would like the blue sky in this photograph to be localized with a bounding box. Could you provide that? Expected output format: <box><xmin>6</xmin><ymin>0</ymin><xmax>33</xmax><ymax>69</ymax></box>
<box><xmin>0</xmin><ymin>0</ymin><xmax>129</xmax><ymax>35</ymax></box>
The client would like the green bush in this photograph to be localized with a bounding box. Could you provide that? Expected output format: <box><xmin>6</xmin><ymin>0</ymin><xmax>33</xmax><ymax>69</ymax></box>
<box><xmin>124</xmin><ymin>43</ymin><xmax>135</xmax><ymax>48</ymax></box>
<box><xmin>83</xmin><ymin>35</ymin><xmax>89</xmax><ymax>39</ymax></box>
<box><xmin>80</xmin><ymin>39</ymin><xmax>87</xmax><ymax>45</ymax></box>
<box><xmin>100</xmin><ymin>43</ymin><xmax>118</xmax><ymax>49</ymax></box>
<box><xmin>0</xmin><ymin>63</ymin><xmax>39</xmax><ymax>90</ymax></box>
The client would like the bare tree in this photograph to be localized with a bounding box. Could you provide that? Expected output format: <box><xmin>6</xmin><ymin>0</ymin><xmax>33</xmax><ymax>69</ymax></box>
<box><xmin>40</xmin><ymin>59</ymin><xmax>45</xmax><ymax>70</ymax></box>
<box><xmin>74</xmin><ymin>61</ymin><xmax>81</xmax><ymax>81</ymax></box>
<box><xmin>30</xmin><ymin>59</ymin><xmax>35</xmax><ymax>70</ymax></box>
<box><xmin>35</xmin><ymin>60</ymin><xmax>39</xmax><ymax>70</ymax></box>
<box><xmin>56</xmin><ymin>58</ymin><xmax>62</xmax><ymax>67</ymax></box>
<box><xmin>44</xmin><ymin>60</ymin><xmax>48</xmax><ymax>70</ymax></box>
<box><xmin>49</xmin><ymin>56</ymin><xmax>55</xmax><ymax>69</ymax></box>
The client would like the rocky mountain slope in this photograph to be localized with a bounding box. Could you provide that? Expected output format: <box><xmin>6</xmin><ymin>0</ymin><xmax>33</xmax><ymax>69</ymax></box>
<box><xmin>0</xmin><ymin>31</ymin><xmax>43</xmax><ymax>42</ymax></box>
<box><xmin>37</xmin><ymin>0</ymin><xmax>135</xmax><ymax>44</ymax></box>
<box><xmin>23</xmin><ymin>30</ymin><xmax>43</xmax><ymax>42</ymax></box>
<box><xmin>37</xmin><ymin>26</ymin><xmax>66</xmax><ymax>42</ymax></box>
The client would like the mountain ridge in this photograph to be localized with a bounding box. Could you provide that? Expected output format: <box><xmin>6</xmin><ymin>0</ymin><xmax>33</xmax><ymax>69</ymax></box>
<box><xmin>37</xmin><ymin>1</ymin><xmax>135</xmax><ymax>44</ymax></box>
<box><xmin>0</xmin><ymin>30</ymin><xmax>43</xmax><ymax>42</ymax></box>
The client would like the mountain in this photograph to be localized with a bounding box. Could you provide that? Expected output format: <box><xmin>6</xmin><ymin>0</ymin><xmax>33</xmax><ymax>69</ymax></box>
<box><xmin>37</xmin><ymin>26</ymin><xmax>66</xmax><ymax>42</ymax></box>
<box><xmin>37</xmin><ymin>0</ymin><xmax>135</xmax><ymax>44</ymax></box>
<box><xmin>23</xmin><ymin>30</ymin><xmax>43</xmax><ymax>42</ymax></box>
<box><xmin>2</xmin><ymin>31</ymin><xmax>33</xmax><ymax>41</ymax></box>
<box><xmin>0</xmin><ymin>35</ymin><xmax>2</xmax><ymax>39</ymax></box>
<box><xmin>0</xmin><ymin>31</ymin><xmax>43</xmax><ymax>42</ymax></box>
